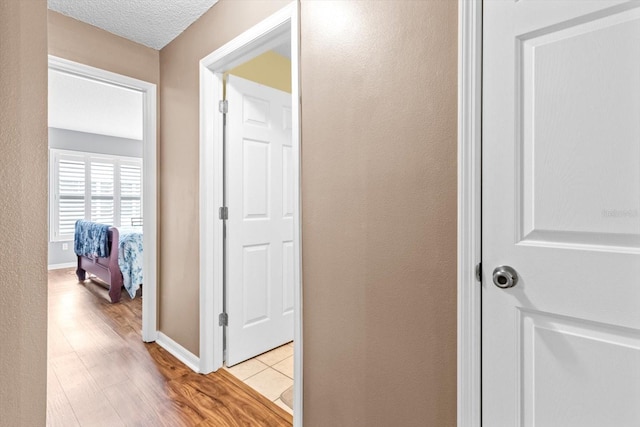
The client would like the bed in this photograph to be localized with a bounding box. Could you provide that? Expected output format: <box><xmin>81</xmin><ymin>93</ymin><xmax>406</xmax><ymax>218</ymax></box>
<box><xmin>74</xmin><ymin>220</ymin><xmax>143</xmax><ymax>303</ymax></box>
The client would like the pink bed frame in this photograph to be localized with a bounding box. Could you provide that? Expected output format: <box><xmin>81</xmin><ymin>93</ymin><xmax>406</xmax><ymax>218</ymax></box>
<box><xmin>75</xmin><ymin>227</ymin><xmax>124</xmax><ymax>303</ymax></box>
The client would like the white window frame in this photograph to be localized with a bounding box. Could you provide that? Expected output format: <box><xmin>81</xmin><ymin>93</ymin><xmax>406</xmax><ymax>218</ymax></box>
<box><xmin>49</xmin><ymin>148</ymin><xmax>143</xmax><ymax>242</ymax></box>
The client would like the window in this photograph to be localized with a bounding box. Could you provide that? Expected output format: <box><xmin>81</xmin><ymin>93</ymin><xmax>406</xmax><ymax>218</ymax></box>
<box><xmin>50</xmin><ymin>149</ymin><xmax>142</xmax><ymax>241</ymax></box>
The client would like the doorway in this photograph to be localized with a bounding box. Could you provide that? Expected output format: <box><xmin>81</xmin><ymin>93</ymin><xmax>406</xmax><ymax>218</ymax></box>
<box><xmin>198</xmin><ymin>3</ymin><xmax>302</xmax><ymax>424</ymax></box>
<box><xmin>224</xmin><ymin>72</ymin><xmax>294</xmax><ymax>367</ymax></box>
<box><xmin>47</xmin><ymin>56</ymin><xmax>158</xmax><ymax>341</ymax></box>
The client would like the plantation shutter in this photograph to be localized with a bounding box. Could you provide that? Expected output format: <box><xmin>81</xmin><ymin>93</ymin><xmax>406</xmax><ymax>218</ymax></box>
<box><xmin>90</xmin><ymin>160</ymin><xmax>115</xmax><ymax>225</ymax></box>
<box><xmin>120</xmin><ymin>161</ymin><xmax>142</xmax><ymax>227</ymax></box>
<box><xmin>57</xmin><ymin>156</ymin><xmax>86</xmax><ymax>240</ymax></box>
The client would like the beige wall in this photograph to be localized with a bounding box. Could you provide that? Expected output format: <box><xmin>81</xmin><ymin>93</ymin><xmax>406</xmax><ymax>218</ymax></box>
<box><xmin>300</xmin><ymin>1</ymin><xmax>458</xmax><ymax>426</ymax></box>
<box><xmin>0</xmin><ymin>0</ymin><xmax>49</xmax><ymax>425</ymax></box>
<box><xmin>160</xmin><ymin>0</ymin><xmax>458</xmax><ymax>423</ymax></box>
<box><xmin>158</xmin><ymin>0</ymin><xmax>291</xmax><ymax>355</ymax></box>
<box><xmin>48</xmin><ymin>10</ymin><xmax>159</xmax><ymax>84</ymax></box>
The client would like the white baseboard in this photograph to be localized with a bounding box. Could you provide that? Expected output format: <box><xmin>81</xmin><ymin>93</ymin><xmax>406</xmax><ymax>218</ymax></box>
<box><xmin>156</xmin><ymin>332</ymin><xmax>200</xmax><ymax>373</ymax></box>
<box><xmin>48</xmin><ymin>262</ymin><xmax>76</xmax><ymax>270</ymax></box>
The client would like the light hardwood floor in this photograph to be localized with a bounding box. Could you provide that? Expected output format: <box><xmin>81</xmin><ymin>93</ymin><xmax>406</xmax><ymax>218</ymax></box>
<box><xmin>47</xmin><ymin>268</ymin><xmax>293</xmax><ymax>427</ymax></box>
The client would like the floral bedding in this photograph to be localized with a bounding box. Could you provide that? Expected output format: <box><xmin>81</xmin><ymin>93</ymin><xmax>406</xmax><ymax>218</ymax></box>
<box><xmin>118</xmin><ymin>228</ymin><xmax>143</xmax><ymax>299</ymax></box>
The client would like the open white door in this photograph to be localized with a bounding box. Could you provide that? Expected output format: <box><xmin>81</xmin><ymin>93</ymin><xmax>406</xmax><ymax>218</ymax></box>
<box><xmin>483</xmin><ymin>1</ymin><xmax>640</xmax><ymax>426</ymax></box>
<box><xmin>225</xmin><ymin>75</ymin><xmax>294</xmax><ymax>367</ymax></box>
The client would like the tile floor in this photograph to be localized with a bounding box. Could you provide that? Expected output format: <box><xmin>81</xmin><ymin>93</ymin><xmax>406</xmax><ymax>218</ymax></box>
<box><xmin>223</xmin><ymin>342</ymin><xmax>294</xmax><ymax>415</ymax></box>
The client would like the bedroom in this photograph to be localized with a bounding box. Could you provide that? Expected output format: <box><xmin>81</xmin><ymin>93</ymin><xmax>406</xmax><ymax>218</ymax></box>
<box><xmin>46</xmin><ymin>55</ymin><xmax>156</xmax><ymax>425</ymax></box>
<box><xmin>48</xmin><ymin>64</ymin><xmax>146</xmax><ymax>303</ymax></box>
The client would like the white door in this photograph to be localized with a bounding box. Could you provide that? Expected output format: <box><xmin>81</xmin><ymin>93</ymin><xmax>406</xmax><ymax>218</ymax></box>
<box><xmin>225</xmin><ymin>75</ymin><xmax>294</xmax><ymax>367</ymax></box>
<box><xmin>483</xmin><ymin>2</ymin><xmax>640</xmax><ymax>426</ymax></box>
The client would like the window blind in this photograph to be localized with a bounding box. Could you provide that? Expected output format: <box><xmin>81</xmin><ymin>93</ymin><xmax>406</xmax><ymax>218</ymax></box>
<box><xmin>58</xmin><ymin>157</ymin><xmax>86</xmax><ymax>238</ymax></box>
<box><xmin>50</xmin><ymin>150</ymin><xmax>143</xmax><ymax>241</ymax></box>
<box><xmin>120</xmin><ymin>162</ymin><xmax>142</xmax><ymax>227</ymax></box>
<box><xmin>90</xmin><ymin>161</ymin><xmax>115</xmax><ymax>225</ymax></box>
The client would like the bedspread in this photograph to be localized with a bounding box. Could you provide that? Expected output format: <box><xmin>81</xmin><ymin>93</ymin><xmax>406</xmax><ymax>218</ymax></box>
<box><xmin>118</xmin><ymin>230</ymin><xmax>143</xmax><ymax>299</ymax></box>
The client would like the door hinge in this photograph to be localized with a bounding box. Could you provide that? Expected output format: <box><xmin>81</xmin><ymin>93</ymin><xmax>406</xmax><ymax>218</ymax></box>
<box><xmin>475</xmin><ymin>262</ymin><xmax>482</xmax><ymax>282</ymax></box>
<box><xmin>219</xmin><ymin>206</ymin><xmax>228</xmax><ymax>220</ymax></box>
<box><xmin>219</xmin><ymin>312</ymin><xmax>228</xmax><ymax>326</ymax></box>
<box><xmin>218</xmin><ymin>99</ymin><xmax>228</xmax><ymax>114</ymax></box>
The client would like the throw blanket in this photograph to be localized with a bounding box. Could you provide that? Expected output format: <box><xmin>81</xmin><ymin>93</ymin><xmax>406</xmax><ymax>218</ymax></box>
<box><xmin>74</xmin><ymin>220</ymin><xmax>110</xmax><ymax>258</ymax></box>
<box><xmin>118</xmin><ymin>229</ymin><xmax>143</xmax><ymax>299</ymax></box>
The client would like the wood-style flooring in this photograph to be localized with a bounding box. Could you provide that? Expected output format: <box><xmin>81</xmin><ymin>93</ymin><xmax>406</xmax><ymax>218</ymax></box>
<box><xmin>47</xmin><ymin>268</ymin><xmax>293</xmax><ymax>427</ymax></box>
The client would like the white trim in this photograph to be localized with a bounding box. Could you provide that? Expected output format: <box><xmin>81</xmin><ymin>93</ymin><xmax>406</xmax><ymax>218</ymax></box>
<box><xmin>141</xmin><ymin>79</ymin><xmax>158</xmax><ymax>344</ymax></box>
<box><xmin>457</xmin><ymin>1</ymin><xmax>483</xmax><ymax>427</ymax></box>
<box><xmin>50</xmin><ymin>148</ymin><xmax>142</xmax><ymax>161</ymax></box>
<box><xmin>48</xmin><ymin>262</ymin><xmax>76</xmax><ymax>271</ymax></box>
<box><xmin>198</xmin><ymin>55</ymin><xmax>224</xmax><ymax>374</ymax></box>
<box><xmin>198</xmin><ymin>3</ymin><xmax>303</xmax><ymax>425</ymax></box>
<box><xmin>156</xmin><ymin>332</ymin><xmax>200</xmax><ymax>373</ymax></box>
<box><xmin>290</xmin><ymin>3</ymin><xmax>303</xmax><ymax>424</ymax></box>
<box><xmin>48</xmin><ymin>56</ymin><xmax>158</xmax><ymax>344</ymax></box>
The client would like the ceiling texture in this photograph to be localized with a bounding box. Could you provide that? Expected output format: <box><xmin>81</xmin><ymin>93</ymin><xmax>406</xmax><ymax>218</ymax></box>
<box><xmin>48</xmin><ymin>0</ymin><xmax>219</xmax><ymax>50</ymax></box>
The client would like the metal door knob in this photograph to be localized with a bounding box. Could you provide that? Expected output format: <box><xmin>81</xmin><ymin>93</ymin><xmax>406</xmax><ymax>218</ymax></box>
<box><xmin>492</xmin><ymin>265</ymin><xmax>518</xmax><ymax>289</ymax></box>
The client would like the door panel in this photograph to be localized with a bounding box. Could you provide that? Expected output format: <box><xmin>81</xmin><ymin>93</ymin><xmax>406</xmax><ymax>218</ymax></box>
<box><xmin>242</xmin><ymin>244</ymin><xmax>270</xmax><ymax>326</ymax></box>
<box><xmin>226</xmin><ymin>75</ymin><xmax>294</xmax><ymax>367</ymax></box>
<box><xmin>283</xmin><ymin>145</ymin><xmax>294</xmax><ymax>217</ymax></box>
<box><xmin>282</xmin><ymin>241</ymin><xmax>294</xmax><ymax>314</ymax></box>
<box><xmin>520</xmin><ymin>311</ymin><xmax>640</xmax><ymax>426</ymax></box>
<box><xmin>518</xmin><ymin>5</ymin><xmax>640</xmax><ymax>250</ymax></box>
<box><xmin>243</xmin><ymin>139</ymin><xmax>270</xmax><ymax>218</ymax></box>
<box><xmin>483</xmin><ymin>1</ymin><xmax>640</xmax><ymax>426</ymax></box>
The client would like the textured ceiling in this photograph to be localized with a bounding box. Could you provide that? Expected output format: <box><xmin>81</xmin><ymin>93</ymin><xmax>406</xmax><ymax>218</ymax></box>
<box><xmin>48</xmin><ymin>0</ymin><xmax>219</xmax><ymax>50</ymax></box>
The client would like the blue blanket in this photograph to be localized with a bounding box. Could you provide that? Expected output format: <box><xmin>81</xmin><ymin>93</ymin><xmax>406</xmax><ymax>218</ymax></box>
<box><xmin>118</xmin><ymin>228</ymin><xmax>144</xmax><ymax>299</ymax></box>
<box><xmin>74</xmin><ymin>220</ymin><xmax>110</xmax><ymax>258</ymax></box>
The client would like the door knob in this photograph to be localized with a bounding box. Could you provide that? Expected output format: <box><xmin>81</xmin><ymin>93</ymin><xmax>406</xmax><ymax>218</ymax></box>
<box><xmin>492</xmin><ymin>265</ymin><xmax>518</xmax><ymax>289</ymax></box>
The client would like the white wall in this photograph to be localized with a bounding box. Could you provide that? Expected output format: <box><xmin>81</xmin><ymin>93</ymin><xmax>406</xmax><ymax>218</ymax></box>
<box><xmin>49</xmin><ymin>69</ymin><xmax>144</xmax><ymax>140</ymax></box>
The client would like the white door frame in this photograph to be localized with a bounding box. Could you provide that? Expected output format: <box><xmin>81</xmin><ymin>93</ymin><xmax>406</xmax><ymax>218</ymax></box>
<box><xmin>457</xmin><ymin>0</ymin><xmax>482</xmax><ymax>426</ymax></box>
<box><xmin>48</xmin><ymin>55</ymin><xmax>159</xmax><ymax>343</ymax></box>
<box><xmin>198</xmin><ymin>2</ymin><xmax>303</xmax><ymax>424</ymax></box>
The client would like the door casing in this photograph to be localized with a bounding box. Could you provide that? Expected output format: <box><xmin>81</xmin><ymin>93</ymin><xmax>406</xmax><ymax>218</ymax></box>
<box><xmin>457</xmin><ymin>1</ymin><xmax>482</xmax><ymax>426</ymax></box>
<box><xmin>198</xmin><ymin>3</ymin><xmax>303</xmax><ymax>425</ymax></box>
